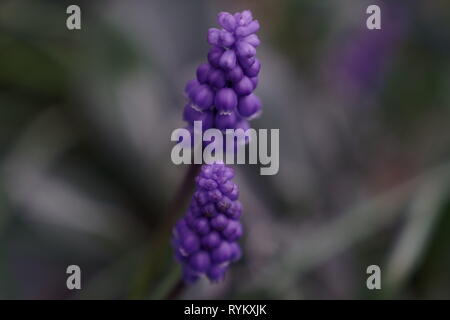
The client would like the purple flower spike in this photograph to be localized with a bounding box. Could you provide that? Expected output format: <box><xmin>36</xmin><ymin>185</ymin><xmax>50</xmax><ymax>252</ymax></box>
<box><xmin>174</xmin><ymin>10</ymin><xmax>262</xmax><ymax>283</ymax></box>
<box><xmin>172</xmin><ymin>163</ymin><xmax>244</xmax><ymax>283</ymax></box>
<box><xmin>181</xmin><ymin>9</ymin><xmax>262</xmax><ymax>132</ymax></box>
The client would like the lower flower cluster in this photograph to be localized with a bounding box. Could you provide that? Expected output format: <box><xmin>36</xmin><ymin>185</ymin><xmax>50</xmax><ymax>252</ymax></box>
<box><xmin>172</xmin><ymin>163</ymin><xmax>243</xmax><ymax>283</ymax></box>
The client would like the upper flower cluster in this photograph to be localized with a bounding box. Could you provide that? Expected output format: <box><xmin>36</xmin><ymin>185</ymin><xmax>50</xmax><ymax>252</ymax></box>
<box><xmin>183</xmin><ymin>10</ymin><xmax>262</xmax><ymax>134</ymax></box>
<box><xmin>172</xmin><ymin>163</ymin><xmax>243</xmax><ymax>283</ymax></box>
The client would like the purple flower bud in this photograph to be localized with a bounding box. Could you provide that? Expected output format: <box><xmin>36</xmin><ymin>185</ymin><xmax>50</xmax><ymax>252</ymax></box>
<box><xmin>208</xmin><ymin>46</ymin><xmax>225</xmax><ymax>67</ymax></box>
<box><xmin>238</xmin><ymin>93</ymin><xmax>262</xmax><ymax>118</ymax></box>
<box><xmin>183</xmin><ymin>266</ymin><xmax>200</xmax><ymax>284</ymax></box>
<box><xmin>183</xmin><ymin>103</ymin><xmax>213</xmax><ymax>129</ymax></box>
<box><xmin>208</xmin><ymin>189</ymin><xmax>222</xmax><ymax>202</ymax></box>
<box><xmin>207</xmin><ymin>264</ymin><xmax>227</xmax><ymax>282</ymax></box>
<box><xmin>201</xmin><ymin>165</ymin><xmax>214</xmax><ymax>178</ymax></box>
<box><xmin>222</xmin><ymin>220</ymin><xmax>242</xmax><ymax>241</ymax></box>
<box><xmin>215</xmin><ymin>88</ymin><xmax>238</xmax><ymax>112</ymax></box>
<box><xmin>238</xmin><ymin>10</ymin><xmax>253</xmax><ymax>26</ymax></box>
<box><xmin>185</xmin><ymin>79</ymin><xmax>200</xmax><ymax>99</ymax></box>
<box><xmin>194</xmin><ymin>190</ymin><xmax>209</xmax><ymax>206</ymax></box>
<box><xmin>244</xmin><ymin>58</ymin><xmax>261</xmax><ymax>77</ymax></box>
<box><xmin>219</xmin><ymin>50</ymin><xmax>237</xmax><ymax>70</ymax></box>
<box><xmin>243</xmin><ymin>34</ymin><xmax>260</xmax><ymax>47</ymax></box>
<box><xmin>229</xmin><ymin>242</ymin><xmax>242</xmax><ymax>262</ymax></box>
<box><xmin>238</xmin><ymin>55</ymin><xmax>256</xmax><ymax>69</ymax></box>
<box><xmin>219</xmin><ymin>30</ymin><xmax>235</xmax><ymax>47</ymax></box>
<box><xmin>207</xmin><ymin>28</ymin><xmax>221</xmax><ymax>46</ymax></box>
<box><xmin>207</xmin><ymin>68</ymin><xmax>226</xmax><ymax>89</ymax></box>
<box><xmin>234</xmin><ymin>12</ymin><xmax>242</xmax><ymax>24</ymax></box>
<box><xmin>221</xmin><ymin>166</ymin><xmax>235</xmax><ymax>182</ymax></box>
<box><xmin>216</xmin><ymin>196</ymin><xmax>232</xmax><ymax>213</ymax></box>
<box><xmin>236</xmin><ymin>41</ymin><xmax>256</xmax><ymax>58</ymax></box>
<box><xmin>226</xmin><ymin>65</ymin><xmax>244</xmax><ymax>83</ymax></box>
<box><xmin>201</xmin><ymin>231</ymin><xmax>221</xmax><ymax>249</ymax></box>
<box><xmin>211</xmin><ymin>241</ymin><xmax>232</xmax><ymax>263</ymax></box>
<box><xmin>227</xmin><ymin>201</ymin><xmax>242</xmax><ymax>219</ymax></box>
<box><xmin>235</xmin><ymin>118</ymin><xmax>250</xmax><ymax>131</ymax></box>
<box><xmin>215</xmin><ymin>111</ymin><xmax>238</xmax><ymax>130</ymax></box>
<box><xmin>194</xmin><ymin>218</ymin><xmax>210</xmax><ymax>235</ymax></box>
<box><xmin>196</xmin><ymin>63</ymin><xmax>211</xmax><ymax>84</ymax></box>
<box><xmin>201</xmin><ymin>203</ymin><xmax>217</xmax><ymax>217</ymax></box>
<box><xmin>235</xmin><ymin>20</ymin><xmax>260</xmax><ymax>37</ymax></box>
<box><xmin>198</xmin><ymin>178</ymin><xmax>218</xmax><ymax>190</ymax></box>
<box><xmin>218</xmin><ymin>12</ymin><xmax>236</xmax><ymax>32</ymax></box>
<box><xmin>189</xmin><ymin>251</ymin><xmax>211</xmax><ymax>272</ymax></box>
<box><xmin>250</xmin><ymin>76</ymin><xmax>258</xmax><ymax>89</ymax></box>
<box><xmin>180</xmin><ymin>231</ymin><xmax>200</xmax><ymax>255</ymax></box>
<box><xmin>233</xmin><ymin>76</ymin><xmax>254</xmax><ymax>96</ymax></box>
<box><xmin>219</xmin><ymin>180</ymin><xmax>234</xmax><ymax>195</ymax></box>
<box><xmin>210</xmin><ymin>214</ymin><xmax>228</xmax><ymax>230</ymax></box>
<box><xmin>192</xmin><ymin>84</ymin><xmax>214</xmax><ymax>110</ymax></box>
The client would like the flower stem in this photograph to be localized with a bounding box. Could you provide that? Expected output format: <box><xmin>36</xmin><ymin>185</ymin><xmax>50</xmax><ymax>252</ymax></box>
<box><xmin>161</xmin><ymin>164</ymin><xmax>200</xmax><ymax>299</ymax></box>
<box><xmin>165</xmin><ymin>278</ymin><xmax>186</xmax><ymax>300</ymax></box>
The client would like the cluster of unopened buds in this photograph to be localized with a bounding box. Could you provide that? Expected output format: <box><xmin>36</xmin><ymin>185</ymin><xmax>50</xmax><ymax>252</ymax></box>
<box><xmin>183</xmin><ymin>10</ymin><xmax>262</xmax><ymax>133</ymax></box>
<box><xmin>172</xmin><ymin>163</ymin><xmax>243</xmax><ymax>282</ymax></box>
<box><xmin>172</xmin><ymin>10</ymin><xmax>262</xmax><ymax>283</ymax></box>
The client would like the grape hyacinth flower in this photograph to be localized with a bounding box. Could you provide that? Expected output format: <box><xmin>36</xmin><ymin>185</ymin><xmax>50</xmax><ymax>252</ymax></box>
<box><xmin>171</xmin><ymin>10</ymin><xmax>262</xmax><ymax>284</ymax></box>
<box><xmin>172</xmin><ymin>163</ymin><xmax>243</xmax><ymax>283</ymax></box>
<box><xmin>183</xmin><ymin>10</ymin><xmax>262</xmax><ymax>135</ymax></box>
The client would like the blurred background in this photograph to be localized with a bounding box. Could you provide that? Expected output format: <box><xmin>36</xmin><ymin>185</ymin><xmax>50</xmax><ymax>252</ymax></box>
<box><xmin>1</xmin><ymin>0</ymin><xmax>450</xmax><ymax>299</ymax></box>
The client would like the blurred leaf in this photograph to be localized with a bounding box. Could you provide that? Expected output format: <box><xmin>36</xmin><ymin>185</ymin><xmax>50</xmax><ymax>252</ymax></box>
<box><xmin>385</xmin><ymin>176</ymin><xmax>449</xmax><ymax>294</ymax></box>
